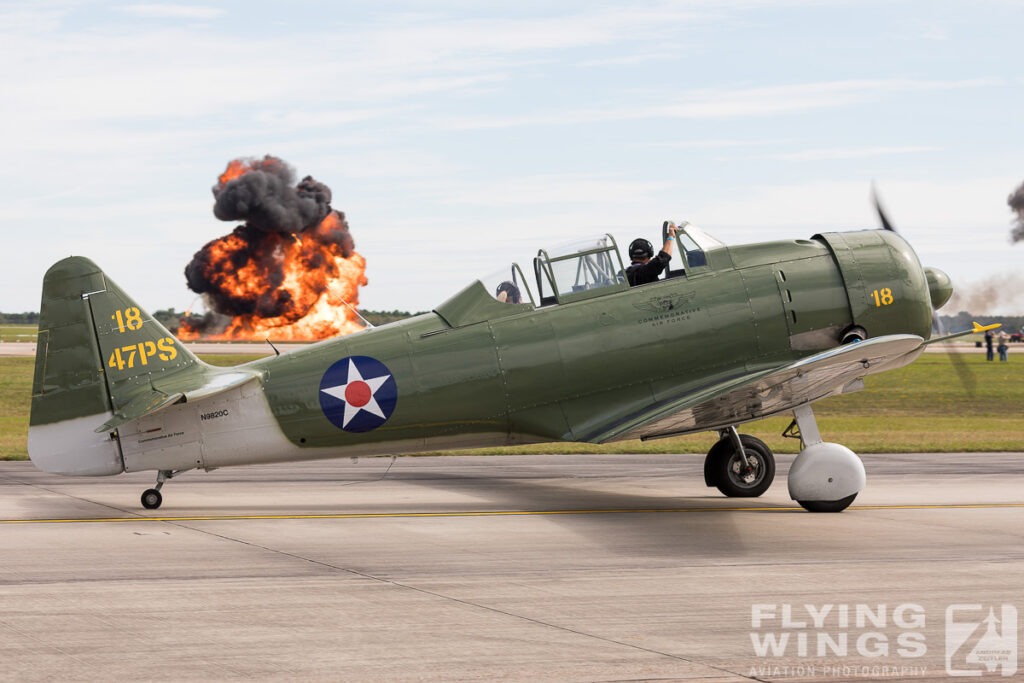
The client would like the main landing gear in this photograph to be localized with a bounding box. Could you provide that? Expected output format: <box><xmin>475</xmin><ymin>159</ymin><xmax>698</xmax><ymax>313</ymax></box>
<box><xmin>141</xmin><ymin>469</ymin><xmax>178</xmax><ymax>510</ymax></box>
<box><xmin>704</xmin><ymin>426</ymin><xmax>776</xmax><ymax>498</ymax></box>
<box><xmin>704</xmin><ymin>405</ymin><xmax>865</xmax><ymax>512</ymax></box>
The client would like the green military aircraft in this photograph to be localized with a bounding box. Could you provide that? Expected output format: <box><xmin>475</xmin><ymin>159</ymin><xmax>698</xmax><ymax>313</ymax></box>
<box><xmin>28</xmin><ymin>219</ymin><xmax>992</xmax><ymax>512</ymax></box>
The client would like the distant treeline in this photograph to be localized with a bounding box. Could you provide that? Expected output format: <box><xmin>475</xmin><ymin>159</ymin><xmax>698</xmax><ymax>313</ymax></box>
<box><xmin>0</xmin><ymin>309</ymin><xmax>189</xmax><ymax>329</ymax></box>
<box><xmin>0</xmin><ymin>312</ymin><xmax>39</xmax><ymax>324</ymax></box>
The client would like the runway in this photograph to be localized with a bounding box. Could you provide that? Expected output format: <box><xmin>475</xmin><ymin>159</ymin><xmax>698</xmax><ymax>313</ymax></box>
<box><xmin>1</xmin><ymin>453</ymin><xmax>1022</xmax><ymax>681</ymax></box>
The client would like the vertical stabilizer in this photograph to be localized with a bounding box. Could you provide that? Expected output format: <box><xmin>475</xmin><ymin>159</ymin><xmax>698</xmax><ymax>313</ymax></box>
<box><xmin>28</xmin><ymin>257</ymin><xmax>204</xmax><ymax>475</ymax></box>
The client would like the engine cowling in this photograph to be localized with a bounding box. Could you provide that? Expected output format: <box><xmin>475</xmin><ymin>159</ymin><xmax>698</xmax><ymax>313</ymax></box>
<box><xmin>814</xmin><ymin>230</ymin><xmax>933</xmax><ymax>340</ymax></box>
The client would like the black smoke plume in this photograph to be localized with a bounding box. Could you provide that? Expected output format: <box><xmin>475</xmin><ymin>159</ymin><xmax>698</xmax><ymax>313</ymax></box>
<box><xmin>212</xmin><ymin>155</ymin><xmax>332</xmax><ymax>234</ymax></box>
<box><xmin>1009</xmin><ymin>180</ymin><xmax>1024</xmax><ymax>243</ymax></box>
<box><xmin>183</xmin><ymin>155</ymin><xmax>356</xmax><ymax>334</ymax></box>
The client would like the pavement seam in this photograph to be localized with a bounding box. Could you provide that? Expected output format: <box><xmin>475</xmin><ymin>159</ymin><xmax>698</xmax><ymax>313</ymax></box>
<box><xmin>162</xmin><ymin>519</ymin><xmax>762</xmax><ymax>682</ymax></box>
<box><xmin>0</xmin><ymin>472</ymin><xmax>149</xmax><ymax>519</ymax></box>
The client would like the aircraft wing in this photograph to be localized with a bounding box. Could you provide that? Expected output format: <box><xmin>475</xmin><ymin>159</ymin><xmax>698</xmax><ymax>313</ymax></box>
<box><xmin>590</xmin><ymin>334</ymin><xmax>925</xmax><ymax>443</ymax></box>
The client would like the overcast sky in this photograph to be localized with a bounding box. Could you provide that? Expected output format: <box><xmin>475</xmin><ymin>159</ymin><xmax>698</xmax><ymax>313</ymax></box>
<box><xmin>2</xmin><ymin>1</ymin><xmax>1022</xmax><ymax>316</ymax></box>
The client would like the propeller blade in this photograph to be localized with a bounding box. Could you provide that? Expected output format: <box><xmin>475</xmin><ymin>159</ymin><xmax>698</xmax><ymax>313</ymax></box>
<box><xmin>871</xmin><ymin>185</ymin><xmax>897</xmax><ymax>233</ymax></box>
<box><xmin>947</xmin><ymin>344</ymin><xmax>977</xmax><ymax>397</ymax></box>
<box><xmin>934</xmin><ymin>311</ymin><xmax>977</xmax><ymax>396</ymax></box>
<box><xmin>877</xmin><ymin>186</ymin><xmax>975</xmax><ymax>394</ymax></box>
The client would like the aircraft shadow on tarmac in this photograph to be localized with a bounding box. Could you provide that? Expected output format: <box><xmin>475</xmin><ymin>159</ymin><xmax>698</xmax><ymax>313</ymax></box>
<box><xmin>384</xmin><ymin>469</ymin><xmax>790</xmax><ymax>559</ymax></box>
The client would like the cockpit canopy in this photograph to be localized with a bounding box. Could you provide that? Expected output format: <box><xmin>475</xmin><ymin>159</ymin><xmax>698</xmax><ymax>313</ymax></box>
<box><xmin>480</xmin><ymin>262</ymin><xmax>535</xmax><ymax>306</ymax></box>
<box><xmin>533</xmin><ymin>234</ymin><xmax>629</xmax><ymax>305</ymax></box>
<box><xmin>480</xmin><ymin>234</ymin><xmax>631</xmax><ymax>308</ymax></box>
<box><xmin>436</xmin><ymin>223</ymin><xmax>725</xmax><ymax>328</ymax></box>
<box><xmin>674</xmin><ymin>222</ymin><xmax>723</xmax><ymax>268</ymax></box>
<box><xmin>481</xmin><ymin>225</ymin><xmax>725</xmax><ymax>306</ymax></box>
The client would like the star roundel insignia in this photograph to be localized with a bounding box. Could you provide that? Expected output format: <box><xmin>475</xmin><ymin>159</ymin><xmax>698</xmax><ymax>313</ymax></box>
<box><xmin>319</xmin><ymin>356</ymin><xmax>398</xmax><ymax>433</ymax></box>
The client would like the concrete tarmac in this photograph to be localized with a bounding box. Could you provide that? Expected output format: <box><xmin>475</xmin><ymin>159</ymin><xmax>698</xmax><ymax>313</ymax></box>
<box><xmin>1</xmin><ymin>453</ymin><xmax>1022</xmax><ymax>682</ymax></box>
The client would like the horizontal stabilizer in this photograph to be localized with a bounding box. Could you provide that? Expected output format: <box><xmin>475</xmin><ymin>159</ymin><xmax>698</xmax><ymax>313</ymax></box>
<box><xmin>94</xmin><ymin>370</ymin><xmax>260</xmax><ymax>433</ymax></box>
<box><xmin>171</xmin><ymin>371</ymin><xmax>259</xmax><ymax>402</ymax></box>
<box><xmin>95</xmin><ymin>391</ymin><xmax>184</xmax><ymax>433</ymax></box>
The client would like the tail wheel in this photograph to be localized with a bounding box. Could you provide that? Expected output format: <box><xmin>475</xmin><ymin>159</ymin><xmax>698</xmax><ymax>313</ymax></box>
<box><xmin>705</xmin><ymin>434</ymin><xmax>775</xmax><ymax>498</ymax></box>
<box><xmin>141</xmin><ymin>488</ymin><xmax>163</xmax><ymax>510</ymax></box>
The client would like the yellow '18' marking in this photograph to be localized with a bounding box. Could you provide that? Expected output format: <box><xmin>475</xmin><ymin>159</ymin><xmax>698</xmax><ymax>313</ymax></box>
<box><xmin>870</xmin><ymin>288</ymin><xmax>894</xmax><ymax>307</ymax></box>
<box><xmin>111</xmin><ymin>307</ymin><xmax>144</xmax><ymax>333</ymax></box>
<box><xmin>2</xmin><ymin>503</ymin><xmax>1023</xmax><ymax>525</ymax></box>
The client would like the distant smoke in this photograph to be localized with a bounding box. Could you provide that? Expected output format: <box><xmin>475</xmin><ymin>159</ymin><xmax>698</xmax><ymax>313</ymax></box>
<box><xmin>946</xmin><ymin>272</ymin><xmax>1024</xmax><ymax>315</ymax></box>
<box><xmin>183</xmin><ymin>155</ymin><xmax>357</xmax><ymax>332</ymax></box>
<box><xmin>1008</xmin><ymin>180</ymin><xmax>1024</xmax><ymax>243</ymax></box>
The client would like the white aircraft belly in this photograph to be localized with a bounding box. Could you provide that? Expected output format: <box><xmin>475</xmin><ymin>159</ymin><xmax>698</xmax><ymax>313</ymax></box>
<box><xmin>27</xmin><ymin>412</ymin><xmax>124</xmax><ymax>476</ymax></box>
<box><xmin>119</xmin><ymin>381</ymin><xmax>298</xmax><ymax>472</ymax></box>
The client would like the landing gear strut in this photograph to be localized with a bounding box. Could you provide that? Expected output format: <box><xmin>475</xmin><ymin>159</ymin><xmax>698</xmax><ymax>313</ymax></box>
<box><xmin>141</xmin><ymin>469</ymin><xmax>174</xmax><ymax>510</ymax></box>
<box><xmin>704</xmin><ymin>427</ymin><xmax>776</xmax><ymax>497</ymax></box>
<box><xmin>786</xmin><ymin>405</ymin><xmax>865</xmax><ymax>512</ymax></box>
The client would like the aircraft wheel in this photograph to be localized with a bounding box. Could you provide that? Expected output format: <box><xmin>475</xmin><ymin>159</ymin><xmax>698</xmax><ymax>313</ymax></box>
<box><xmin>141</xmin><ymin>488</ymin><xmax>163</xmax><ymax>510</ymax></box>
<box><xmin>787</xmin><ymin>442</ymin><xmax>865</xmax><ymax>512</ymax></box>
<box><xmin>706</xmin><ymin>434</ymin><xmax>775</xmax><ymax>498</ymax></box>
<box><xmin>797</xmin><ymin>493</ymin><xmax>857</xmax><ymax>513</ymax></box>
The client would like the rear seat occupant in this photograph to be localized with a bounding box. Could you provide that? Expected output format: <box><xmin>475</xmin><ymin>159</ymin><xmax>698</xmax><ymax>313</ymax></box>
<box><xmin>495</xmin><ymin>281</ymin><xmax>522</xmax><ymax>303</ymax></box>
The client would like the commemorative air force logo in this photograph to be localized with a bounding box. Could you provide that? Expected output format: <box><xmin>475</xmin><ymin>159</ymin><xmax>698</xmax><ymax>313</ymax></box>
<box><xmin>319</xmin><ymin>356</ymin><xmax>398</xmax><ymax>433</ymax></box>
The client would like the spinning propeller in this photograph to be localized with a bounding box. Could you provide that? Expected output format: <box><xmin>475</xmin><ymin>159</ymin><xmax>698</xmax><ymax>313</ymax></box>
<box><xmin>871</xmin><ymin>186</ymin><xmax>976</xmax><ymax>394</ymax></box>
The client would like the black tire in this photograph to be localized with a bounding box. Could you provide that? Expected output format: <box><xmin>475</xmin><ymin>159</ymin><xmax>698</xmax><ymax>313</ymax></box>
<box><xmin>141</xmin><ymin>488</ymin><xmax>163</xmax><ymax>510</ymax></box>
<box><xmin>706</xmin><ymin>434</ymin><xmax>775</xmax><ymax>498</ymax></box>
<box><xmin>798</xmin><ymin>493</ymin><xmax>857</xmax><ymax>513</ymax></box>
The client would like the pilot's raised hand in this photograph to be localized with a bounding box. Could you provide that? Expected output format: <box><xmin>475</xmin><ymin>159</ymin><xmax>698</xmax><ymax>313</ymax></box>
<box><xmin>662</xmin><ymin>221</ymin><xmax>678</xmax><ymax>256</ymax></box>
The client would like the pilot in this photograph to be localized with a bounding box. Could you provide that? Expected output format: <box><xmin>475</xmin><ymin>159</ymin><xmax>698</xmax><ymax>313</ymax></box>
<box><xmin>626</xmin><ymin>221</ymin><xmax>678</xmax><ymax>286</ymax></box>
<box><xmin>495</xmin><ymin>281</ymin><xmax>522</xmax><ymax>304</ymax></box>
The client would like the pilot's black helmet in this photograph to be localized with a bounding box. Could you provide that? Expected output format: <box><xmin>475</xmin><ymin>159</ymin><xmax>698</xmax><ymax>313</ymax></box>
<box><xmin>495</xmin><ymin>281</ymin><xmax>521</xmax><ymax>304</ymax></box>
<box><xmin>628</xmin><ymin>238</ymin><xmax>654</xmax><ymax>260</ymax></box>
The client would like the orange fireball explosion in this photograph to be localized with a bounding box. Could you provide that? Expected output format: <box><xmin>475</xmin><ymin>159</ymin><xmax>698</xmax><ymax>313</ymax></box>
<box><xmin>179</xmin><ymin>156</ymin><xmax>368</xmax><ymax>342</ymax></box>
